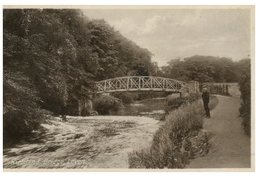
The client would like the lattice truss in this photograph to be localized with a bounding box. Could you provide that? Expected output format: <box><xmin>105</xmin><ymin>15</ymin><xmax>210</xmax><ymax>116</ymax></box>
<box><xmin>95</xmin><ymin>76</ymin><xmax>187</xmax><ymax>93</ymax></box>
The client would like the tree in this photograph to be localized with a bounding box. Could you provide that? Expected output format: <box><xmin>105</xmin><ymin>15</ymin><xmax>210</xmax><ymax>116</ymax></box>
<box><xmin>160</xmin><ymin>55</ymin><xmax>244</xmax><ymax>83</ymax></box>
<box><xmin>3</xmin><ymin>9</ymin><xmax>156</xmax><ymax>144</ymax></box>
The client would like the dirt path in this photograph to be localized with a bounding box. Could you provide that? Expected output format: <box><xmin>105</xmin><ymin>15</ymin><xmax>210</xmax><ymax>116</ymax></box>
<box><xmin>4</xmin><ymin>116</ymin><xmax>160</xmax><ymax>169</ymax></box>
<box><xmin>188</xmin><ymin>95</ymin><xmax>251</xmax><ymax>168</ymax></box>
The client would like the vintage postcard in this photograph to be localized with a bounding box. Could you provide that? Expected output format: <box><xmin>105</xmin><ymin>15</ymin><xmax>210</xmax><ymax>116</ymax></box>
<box><xmin>2</xmin><ymin>5</ymin><xmax>255</xmax><ymax>171</ymax></box>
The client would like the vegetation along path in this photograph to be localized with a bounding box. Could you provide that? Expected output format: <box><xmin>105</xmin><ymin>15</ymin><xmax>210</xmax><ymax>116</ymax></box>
<box><xmin>188</xmin><ymin>95</ymin><xmax>251</xmax><ymax>168</ymax></box>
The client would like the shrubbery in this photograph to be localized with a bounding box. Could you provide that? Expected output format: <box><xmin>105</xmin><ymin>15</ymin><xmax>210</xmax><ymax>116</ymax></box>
<box><xmin>239</xmin><ymin>59</ymin><xmax>251</xmax><ymax>136</ymax></box>
<box><xmin>93</xmin><ymin>95</ymin><xmax>122</xmax><ymax>115</ymax></box>
<box><xmin>3</xmin><ymin>111</ymin><xmax>42</xmax><ymax>146</ymax></box>
<box><xmin>166</xmin><ymin>93</ymin><xmax>201</xmax><ymax>112</ymax></box>
<box><xmin>112</xmin><ymin>92</ymin><xmax>136</xmax><ymax>105</ymax></box>
<box><xmin>3</xmin><ymin>71</ymin><xmax>45</xmax><ymax>146</ymax></box>
<box><xmin>128</xmin><ymin>96</ymin><xmax>218</xmax><ymax>168</ymax></box>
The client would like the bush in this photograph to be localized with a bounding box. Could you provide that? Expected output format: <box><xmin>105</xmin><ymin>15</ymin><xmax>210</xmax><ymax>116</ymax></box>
<box><xmin>93</xmin><ymin>95</ymin><xmax>122</xmax><ymax>115</ymax></box>
<box><xmin>3</xmin><ymin>110</ymin><xmax>43</xmax><ymax>145</ymax></box>
<box><xmin>166</xmin><ymin>93</ymin><xmax>201</xmax><ymax>112</ymax></box>
<box><xmin>3</xmin><ymin>71</ymin><xmax>45</xmax><ymax>146</ymax></box>
<box><xmin>128</xmin><ymin>96</ymin><xmax>218</xmax><ymax>168</ymax></box>
<box><xmin>239</xmin><ymin>61</ymin><xmax>251</xmax><ymax>136</ymax></box>
<box><xmin>187</xmin><ymin>93</ymin><xmax>202</xmax><ymax>103</ymax></box>
<box><xmin>112</xmin><ymin>92</ymin><xmax>135</xmax><ymax>105</ymax></box>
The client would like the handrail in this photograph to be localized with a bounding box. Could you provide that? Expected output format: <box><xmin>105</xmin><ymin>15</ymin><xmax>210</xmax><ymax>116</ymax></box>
<box><xmin>95</xmin><ymin>76</ymin><xmax>187</xmax><ymax>93</ymax></box>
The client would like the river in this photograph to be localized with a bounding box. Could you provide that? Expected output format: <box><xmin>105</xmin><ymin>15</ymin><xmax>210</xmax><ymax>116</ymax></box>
<box><xmin>4</xmin><ymin>98</ymin><xmax>167</xmax><ymax>169</ymax></box>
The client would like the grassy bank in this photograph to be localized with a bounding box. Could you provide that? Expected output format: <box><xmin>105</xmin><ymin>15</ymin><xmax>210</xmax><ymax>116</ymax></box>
<box><xmin>128</xmin><ymin>96</ymin><xmax>218</xmax><ymax>168</ymax></box>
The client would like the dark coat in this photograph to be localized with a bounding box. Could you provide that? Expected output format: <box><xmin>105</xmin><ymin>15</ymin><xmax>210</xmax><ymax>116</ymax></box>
<box><xmin>202</xmin><ymin>91</ymin><xmax>210</xmax><ymax>104</ymax></box>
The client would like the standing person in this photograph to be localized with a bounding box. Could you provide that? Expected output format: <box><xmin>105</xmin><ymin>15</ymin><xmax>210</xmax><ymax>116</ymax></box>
<box><xmin>202</xmin><ymin>87</ymin><xmax>210</xmax><ymax>118</ymax></box>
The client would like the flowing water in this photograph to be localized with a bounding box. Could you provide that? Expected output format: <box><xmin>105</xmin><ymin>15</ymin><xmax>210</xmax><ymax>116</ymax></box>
<box><xmin>4</xmin><ymin>98</ymin><xmax>167</xmax><ymax>169</ymax></box>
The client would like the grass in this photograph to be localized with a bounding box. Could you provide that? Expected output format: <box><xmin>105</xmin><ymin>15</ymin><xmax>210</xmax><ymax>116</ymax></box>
<box><xmin>128</xmin><ymin>96</ymin><xmax>218</xmax><ymax>169</ymax></box>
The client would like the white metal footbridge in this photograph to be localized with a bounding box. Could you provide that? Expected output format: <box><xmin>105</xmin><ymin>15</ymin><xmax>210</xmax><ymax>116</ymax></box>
<box><xmin>95</xmin><ymin>76</ymin><xmax>188</xmax><ymax>93</ymax></box>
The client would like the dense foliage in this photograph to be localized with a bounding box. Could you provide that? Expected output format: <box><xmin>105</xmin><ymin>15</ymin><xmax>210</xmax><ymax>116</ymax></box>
<box><xmin>160</xmin><ymin>56</ymin><xmax>250</xmax><ymax>83</ymax></box>
<box><xmin>238</xmin><ymin>59</ymin><xmax>251</xmax><ymax>136</ymax></box>
<box><xmin>112</xmin><ymin>92</ymin><xmax>136</xmax><ymax>105</ymax></box>
<box><xmin>166</xmin><ymin>93</ymin><xmax>201</xmax><ymax>111</ymax></box>
<box><xmin>3</xmin><ymin>9</ymin><xmax>156</xmax><ymax>143</ymax></box>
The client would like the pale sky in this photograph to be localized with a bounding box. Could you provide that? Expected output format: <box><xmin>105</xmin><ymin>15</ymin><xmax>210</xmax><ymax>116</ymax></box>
<box><xmin>83</xmin><ymin>8</ymin><xmax>252</xmax><ymax>66</ymax></box>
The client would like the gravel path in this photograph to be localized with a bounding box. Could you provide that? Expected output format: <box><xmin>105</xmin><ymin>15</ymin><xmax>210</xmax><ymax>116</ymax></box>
<box><xmin>187</xmin><ymin>95</ymin><xmax>251</xmax><ymax>168</ymax></box>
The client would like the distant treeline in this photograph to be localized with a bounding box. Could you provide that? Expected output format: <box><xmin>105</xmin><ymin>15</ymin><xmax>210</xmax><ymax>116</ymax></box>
<box><xmin>3</xmin><ymin>9</ymin><xmax>251</xmax><ymax>144</ymax></box>
<box><xmin>159</xmin><ymin>55</ymin><xmax>250</xmax><ymax>83</ymax></box>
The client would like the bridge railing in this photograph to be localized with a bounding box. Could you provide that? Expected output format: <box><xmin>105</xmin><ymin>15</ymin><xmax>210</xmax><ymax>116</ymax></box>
<box><xmin>95</xmin><ymin>76</ymin><xmax>188</xmax><ymax>93</ymax></box>
<box><xmin>200</xmin><ymin>82</ymin><xmax>239</xmax><ymax>96</ymax></box>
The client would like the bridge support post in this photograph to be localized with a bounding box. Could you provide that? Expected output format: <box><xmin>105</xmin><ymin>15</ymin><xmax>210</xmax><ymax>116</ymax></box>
<box><xmin>187</xmin><ymin>81</ymin><xmax>200</xmax><ymax>94</ymax></box>
<box><xmin>127</xmin><ymin>77</ymin><xmax>129</xmax><ymax>90</ymax></box>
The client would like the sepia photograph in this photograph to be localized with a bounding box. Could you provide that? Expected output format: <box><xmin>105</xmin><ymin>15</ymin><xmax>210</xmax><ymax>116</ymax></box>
<box><xmin>2</xmin><ymin>5</ymin><xmax>254</xmax><ymax>171</ymax></box>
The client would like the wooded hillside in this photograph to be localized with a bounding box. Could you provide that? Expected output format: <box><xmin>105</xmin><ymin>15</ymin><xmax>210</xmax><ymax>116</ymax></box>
<box><xmin>3</xmin><ymin>9</ymin><xmax>157</xmax><ymax>143</ymax></box>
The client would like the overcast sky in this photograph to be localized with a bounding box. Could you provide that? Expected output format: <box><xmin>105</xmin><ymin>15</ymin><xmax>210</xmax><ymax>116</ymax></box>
<box><xmin>83</xmin><ymin>8</ymin><xmax>251</xmax><ymax>66</ymax></box>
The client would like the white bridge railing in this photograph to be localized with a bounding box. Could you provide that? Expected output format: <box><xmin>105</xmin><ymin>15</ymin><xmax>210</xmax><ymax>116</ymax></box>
<box><xmin>95</xmin><ymin>76</ymin><xmax>188</xmax><ymax>93</ymax></box>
